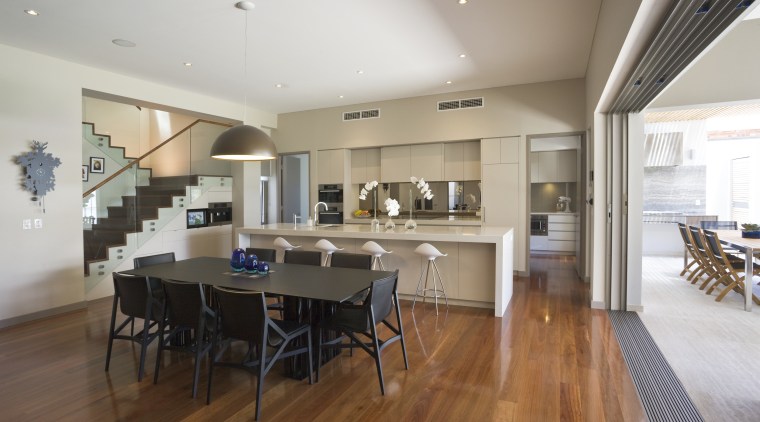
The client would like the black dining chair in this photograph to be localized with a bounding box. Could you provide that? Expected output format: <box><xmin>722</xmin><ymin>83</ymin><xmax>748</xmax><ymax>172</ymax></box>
<box><xmin>132</xmin><ymin>252</ymin><xmax>175</xmax><ymax>334</ymax></box>
<box><xmin>330</xmin><ymin>252</ymin><xmax>373</xmax><ymax>304</ymax></box>
<box><xmin>246</xmin><ymin>248</ymin><xmax>283</xmax><ymax>315</ymax></box>
<box><xmin>154</xmin><ymin>279</ymin><xmax>216</xmax><ymax>398</ymax></box>
<box><xmin>105</xmin><ymin>272</ymin><xmax>164</xmax><ymax>381</ymax></box>
<box><xmin>316</xmin><ymin>270</ymin><xmax>408</xmax><ymax>395</ymax></box>
<box><xmin>283</xmin><ymin>249</ymin><xmax>322</xmax><ymax>266</ymax></box>
<box><xmin>207</xmin><ymin>287</ymin><xmax>313</xmax><ymax>421</ymax></box>
<box><xmin>245</xmin><ymin>247</ymin><xmax>276</xmax><ymax>262</ymax></box>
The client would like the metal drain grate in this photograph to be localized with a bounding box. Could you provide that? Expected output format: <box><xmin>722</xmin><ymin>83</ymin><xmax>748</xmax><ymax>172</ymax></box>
<box><xmin>608</xmin><ymin>311</ymin><xmax>704</xmax><ymax>422</ymax></box>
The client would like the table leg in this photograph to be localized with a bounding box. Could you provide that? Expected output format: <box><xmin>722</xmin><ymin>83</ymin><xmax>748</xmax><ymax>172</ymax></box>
<box><xmin>745</xmin><ymin>246</ymin><xmax>754</xmax><ymax>312</ymax></box>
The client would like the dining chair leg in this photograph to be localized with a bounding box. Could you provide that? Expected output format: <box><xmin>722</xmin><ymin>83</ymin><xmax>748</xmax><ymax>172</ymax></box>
<box><xmin>153</xmin><ymin>324</ymin><xmax>167</xmax><ymax>385</ymax></box>
<box><xmin>395</xmin><ymin>294</ymin><xmax>409</xmax><ymax>370</ymax></box>
<box><xmin>255</xmin><ymin>343</ymin><xmax>266</xmax><ymax>421</ymax></box>
<box><xmin>370</xmin><ymin>320</ymin><xmax>385</xmax><ymax>395</ymax></box>
<box><xmin>138</xmin><ymin>317</ymin><xmax>151</xmax><ymax>381</ymax></box>
<box><xmin>105</xmin><ymin>296</ymin><xmax>119</xmax><ymax>372</ymax></box>
<box><xmin>206</xmin><ymin>341</ymin><xmax>217</xmax><ymax>404</ymax></box>
<box><xmin>316</xmin><ymin>327</ymin><xmax>323</xmax><ymax>383</ymax></box>
<box><xmin>192</xmin><ymin>331</ymin><xmax>204</xmax><ymax>398</ymax></box>
<box><xmin>306</xmin><ymin>329</ymin><xmax>313</xmax><ymax>385</ymax></box>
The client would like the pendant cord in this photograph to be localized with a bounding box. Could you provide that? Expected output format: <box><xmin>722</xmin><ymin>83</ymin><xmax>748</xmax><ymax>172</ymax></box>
<box><xmin>243</xmin><ymin>11</ymin><xmax>248</xmax><ymax>125</ymax></box>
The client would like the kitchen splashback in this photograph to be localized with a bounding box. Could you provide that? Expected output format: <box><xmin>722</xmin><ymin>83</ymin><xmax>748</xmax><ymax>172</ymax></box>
<box><xmin>531</xmin><ymin>182</ymin><xmax>577</xmax><ymax>213</ymax></box>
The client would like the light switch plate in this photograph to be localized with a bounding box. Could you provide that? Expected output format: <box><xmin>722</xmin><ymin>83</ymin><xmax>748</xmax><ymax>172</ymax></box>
<box><xmin>23</xmin><ymin>219</ymin><xmax>31</xmax><ymax>230</ymax></box>
<box><xmin>34</xmin><ymin>218</ymin><xmax>43</xmax><ymax>229</ymax></box>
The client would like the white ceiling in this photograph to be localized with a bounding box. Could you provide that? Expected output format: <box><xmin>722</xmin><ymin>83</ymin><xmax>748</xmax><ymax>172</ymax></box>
<box><xmin>0</xmin><ymin>0</ymin><xmax>602</xmax><ymax>114</ymax></box>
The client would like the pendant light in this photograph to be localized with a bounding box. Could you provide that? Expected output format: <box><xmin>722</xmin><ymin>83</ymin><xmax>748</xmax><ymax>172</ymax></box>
<box><xmin>210</xmin><ymin>1</ymin><xmax>277</xmax><ymax>161</ymax></box>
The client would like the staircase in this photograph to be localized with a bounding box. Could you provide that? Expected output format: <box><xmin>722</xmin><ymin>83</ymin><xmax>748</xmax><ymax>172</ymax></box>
<box><xmin>83</xmin><ymin>175</ymin><xmax>199</xmax><ymax>275</ymax></box>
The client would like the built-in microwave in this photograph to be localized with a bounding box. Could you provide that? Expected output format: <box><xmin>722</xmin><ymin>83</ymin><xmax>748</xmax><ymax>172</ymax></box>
<box><xmin>318</xmin><ymin>184</ymin><xmax>343</xmax><ymax>205</ymax></box>
<box><xmin>318</xmin><ymin>211</ymin><xmax>343</xmax><ymax>224</ymax></box>
<box><xmin>530</xmin><ymin>214</ymin><xmax>548</xmax><ymax>236</ymax></box>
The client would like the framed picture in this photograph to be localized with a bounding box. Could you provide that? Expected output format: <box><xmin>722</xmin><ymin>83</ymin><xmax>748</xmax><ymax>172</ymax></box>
<box><xmin>90</xmin><ymin>157</ymin><xmax>105</xmax><ymax>174</ymax></box>
<box><xmin>82</xmin><ymin>165</ymin><xmax>89</xmax><ymax>182</ymax></box>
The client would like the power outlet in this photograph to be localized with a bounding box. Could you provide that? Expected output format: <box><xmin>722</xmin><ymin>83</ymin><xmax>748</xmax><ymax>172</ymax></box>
<box><xmin>34</xmin><ymin>218</ymin><xmax>43</xmax><ymax>229</ymax></box>
<box><xmin>22</xmin><ymin>219</ymin><xmax>31</xmax><ymax>230</ymax></box>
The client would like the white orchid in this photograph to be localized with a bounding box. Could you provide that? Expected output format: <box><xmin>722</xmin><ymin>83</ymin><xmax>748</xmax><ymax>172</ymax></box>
<box><xmin>410</xmin><ymin>176</ymin><xmax>434</xmax><ymax>200</ymax></box>
<box><xmin>384</xmin><ymin>197</ymin><xmax>400</xmax><ymax>217</ymax></box>
<box><xmin>359</xmin><ymin>180</ymin><xmax>378</xmax><ymax>200</ymax></box>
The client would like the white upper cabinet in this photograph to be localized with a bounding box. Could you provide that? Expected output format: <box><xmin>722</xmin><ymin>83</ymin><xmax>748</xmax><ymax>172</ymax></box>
<box><xmin>350</xmin><ymin>148</ymin><xmax>380</xmax><ymax>184</ymax></box>
<box><xmin>531</xmin><ymin>149</ymin><xmax>577</xmax><ymax>183</ymax></box>
<box><xmin>381</xmin><ymin>145</ymin><xmax>411</xmax><ymax>183</ymax></box>
<box><xmin>462</xmin><ymin>141</ymin><xmax>481</xmax><ymax>180</ymax></box>
<box><xmin>410</xmin><ymin>143</ymin><xmax>443</xmax><ymax>181</ymax></box>
<box><xmin>556</xmin><ymin>149</ymin><xmax>577</xmax><ymax>182</ymax></box>
<box><xmin>481</xmin><ymin>137</ymin><xmax>520</xmax><ymax>165</ymax></box>
<box><xmin>317</xmin><ymin>149</ymin><xmax>347</xmax><ymax>184</ymax></box>
<box><xmin>445</xmin><ymin>141</ymin><xmax>481</xmax><ymax>181</ymax></box>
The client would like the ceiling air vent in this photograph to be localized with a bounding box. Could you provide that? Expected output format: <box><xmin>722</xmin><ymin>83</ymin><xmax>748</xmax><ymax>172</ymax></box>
<box><xmin>437</xmin><ymin>97</ymin><xmax>484</xmax><ymax>112</ymax></box>
<box><xmin>343</xmin><ymin>109</ymin><xmax>380</xmax><ymax>121</ymax></box>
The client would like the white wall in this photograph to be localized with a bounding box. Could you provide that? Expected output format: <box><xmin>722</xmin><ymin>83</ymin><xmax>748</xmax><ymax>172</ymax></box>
<box><xmin>0</xmin><ymin>43</ymin><xmax>275</xmax><ymax>324</ymax></box>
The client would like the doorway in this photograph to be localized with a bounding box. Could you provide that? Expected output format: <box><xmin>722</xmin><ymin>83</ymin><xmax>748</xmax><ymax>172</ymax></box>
<box><xmin>279</xmin><ymin>152</ymin><xmax>309</xmax><ymax>224</ymax></box>
<box><xmin>527</xmin><ymin>133</ymin><xmax>587</xmax><ymax>279</ymax></box>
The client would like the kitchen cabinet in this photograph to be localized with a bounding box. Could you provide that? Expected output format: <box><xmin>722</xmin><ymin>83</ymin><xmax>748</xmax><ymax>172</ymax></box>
<box><xmin>350</xmin><ymin>148</ymin><xmax>380</xmax><ymax>184</ymax></box>
<box><xmin>444</xmin><ymin>141</ymin><xmax>481</xmax><ymax>181</ymax></box>
<box><xmin>411</xmin><ymin>143</ymin><xmax>443</xmax><ymax>181</ymax></box>
<box><xmin>556</xmin><ymin>149</ymin><xmax>577</xmax><ymax>182</ymax></box>
<box><xmin>317</xmin><ymin>149</ymin><xmax>347</xmax><ymax>185</ymax></box>
<box><xmin>547</xmin><ymin>214</ymin><xmax>577</xmax><ymax>252</ymax></box>
<box><xmin>482</xmin><ymin>138</ymin><xmax>519</xmax><ymax>165</ymax></box>
<box><xmin>531</xmin><ymin>150</ymin><xmax>577</xmax><ymax>183</ymax></box>
<box><xmin>380</xmin><ymin>145</ymin><xmax>411</xmax><ymax>183</ymax></box>
<box><xmin>481</xmin><ymin>164</ymin><xmax>518</xmax><ymax>227</ymax></box>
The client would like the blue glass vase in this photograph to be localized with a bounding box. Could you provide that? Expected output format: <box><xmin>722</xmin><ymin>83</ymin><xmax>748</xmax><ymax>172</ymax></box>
<box><xmin>244</xmin><ymin>253</ymin><xmax>258</xmax><ymax>273</ymax></box>
<box><xmin>230</xmin><ymin>248</ymin><xmax>246</xmax><ymax>272</ymax></box>
<box><xmin>257</xmin><ymin>261</ymin><xmax>270</xmax><ymax>275</ymax></box>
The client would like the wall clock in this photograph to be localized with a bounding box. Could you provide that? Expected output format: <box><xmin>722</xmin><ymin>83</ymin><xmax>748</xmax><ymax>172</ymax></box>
<box><xmin>16</xmin><ymin>140</ymin><xmax>62</xmax><ymax>212</ymax></box>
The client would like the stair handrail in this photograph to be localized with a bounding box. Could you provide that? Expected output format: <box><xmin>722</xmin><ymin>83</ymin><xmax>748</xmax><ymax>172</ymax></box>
<box><xmin>83</xmin><ymin>118</ymin><xmax>232</xmax><ymax>198</ymax></box>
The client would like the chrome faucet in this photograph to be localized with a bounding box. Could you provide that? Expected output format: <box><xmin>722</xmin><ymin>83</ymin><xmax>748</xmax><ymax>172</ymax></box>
<box><xmin>314</xmin><ymin>202</ymin><xmax>328</xmax><ymax>225</ymax></box>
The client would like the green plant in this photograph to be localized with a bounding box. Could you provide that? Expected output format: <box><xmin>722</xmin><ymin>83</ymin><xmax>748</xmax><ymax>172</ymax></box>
<box><xmin>741</xmin><ymin>223</ymin><xmax>760</xmax><ymax>231</ymax></box>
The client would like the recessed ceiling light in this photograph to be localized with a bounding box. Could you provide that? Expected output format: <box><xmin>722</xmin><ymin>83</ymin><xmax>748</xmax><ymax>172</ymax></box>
<box><xmin>459</xmin><ymin>53</ymin><xmax>467</xmax><ymax>58</ymax></box>
<box><xmin>24</xmin><ymin>9</ymin><xmax>39</xmax><ymax>16</ymax></box>
<box><xmin>445</xmin><ymin>80</ymin><xmax>453</xmax><ymax>85</ymax></box>
<box><xmin>338</xmin><ymin>95</ymin><xmax>344</xmax><ymax>99</ymax></box>
<box><xmin>112</xmin><ymin>39</ymin><xmax>136</xmax><ymax>48</ymax></box>
<box><xmin>275</xmin><ymin>83</ymin><xmax>283</xmax><ymax>88</ymax></box>
<box><xmin>356</xmin><ymin>70</ymin><xmax>364</xmax><ymax>75</ymax></box>
<box><xmin>458</xmin><ymin>0</ymin><xmax>468</xmax><ymax>4</ymax></box>
<box><xmin>183</xmin><ymin>62</ymin><xmax>192</xmax><ymax>67</ymax></box>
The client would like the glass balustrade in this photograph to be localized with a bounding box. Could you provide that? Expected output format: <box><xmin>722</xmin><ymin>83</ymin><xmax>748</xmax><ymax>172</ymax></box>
<box><xmin>82</xmin><ymin>118</ymin><xmax>232</xmax><ymax>284</ymax></box>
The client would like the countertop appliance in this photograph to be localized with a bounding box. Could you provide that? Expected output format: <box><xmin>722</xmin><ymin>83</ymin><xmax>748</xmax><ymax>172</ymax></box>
<box><xmin>531</xmin><ymin>214</ymin><xmax>548</xmax><ymax>236</ymax></box>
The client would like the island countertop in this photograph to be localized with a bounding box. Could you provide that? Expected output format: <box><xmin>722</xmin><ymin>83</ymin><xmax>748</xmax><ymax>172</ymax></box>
<box><xmin>237</xmin><ymin>223</ymin><xmax>510</xmax><ymax>243</ymax></box>
<box><xmin>237</xmin><ymin>224</ymin><xmax>514</xmax><ymax>317</ymax></box>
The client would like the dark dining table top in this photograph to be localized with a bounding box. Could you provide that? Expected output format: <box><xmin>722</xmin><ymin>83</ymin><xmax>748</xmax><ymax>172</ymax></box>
<box><xmin>122</xmin><ymin>256</ymin><xmax>393</xmax><ymax>303</ymax></box>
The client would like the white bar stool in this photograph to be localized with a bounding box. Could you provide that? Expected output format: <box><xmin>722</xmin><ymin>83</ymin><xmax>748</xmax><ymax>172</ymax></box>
<box><xmin>273</xmin><ymin>237</ymin><xmax>300</xmax><ymax>263</ymax></box>
<box><xmin>412</xmin><ymin>243</ymin><xmax>449</xmax><ymax>315</ymax></box>
<box><xmin>314</xmin><ymin>239</ymin><xmax>344</xmax><ymax>266</ymax></box>
<box><xmin>361</xmin><ymin>241</ymin><xmax>392</xmax><ymax>270</ymax></box>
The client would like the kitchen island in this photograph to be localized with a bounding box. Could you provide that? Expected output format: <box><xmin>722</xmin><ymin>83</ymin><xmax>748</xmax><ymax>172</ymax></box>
<box><xmin>237</xmin><ymin>224</ymin><xmax>514</xmax><ymax>316</ymax></box>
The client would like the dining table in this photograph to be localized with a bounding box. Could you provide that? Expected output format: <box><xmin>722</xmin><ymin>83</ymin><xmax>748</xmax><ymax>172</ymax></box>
<box><xmin>123</xmin><ymin>256</ymin><xmax>394</xmax><ymax>377</ymax></box>
<box><xmin>715</xmin><ymin>230</ymin><xmax>760</xmax><ymax>312</ymax></box>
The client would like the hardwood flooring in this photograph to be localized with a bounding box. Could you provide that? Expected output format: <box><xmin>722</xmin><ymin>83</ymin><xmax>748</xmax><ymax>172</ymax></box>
<box><xmin>0</xmin><ymin>255</ymin><xmax>644</xmax><ymax>421</ymax></box>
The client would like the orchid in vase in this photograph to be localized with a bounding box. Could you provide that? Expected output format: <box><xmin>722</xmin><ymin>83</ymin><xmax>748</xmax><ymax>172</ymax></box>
<box><xmin>407</xmin><ymin>176</ymin><xmax>435</xmax><ymax>229</ymax></box>
<box><xmin>384</xmin><ymin>197</ymin><xmax>400</xmax><ymax>229</ymax></box>
<box><xmin>359</xmin><ymin>180</ymin><xmax>381</xmax><ymax>230</ymax></box>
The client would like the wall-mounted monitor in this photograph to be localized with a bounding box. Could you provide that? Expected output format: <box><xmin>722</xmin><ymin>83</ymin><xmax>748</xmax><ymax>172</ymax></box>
<box><xmin>186</xmin><ymin>209</ymin><xmax>208</xmax><ymax>229</ymax></box>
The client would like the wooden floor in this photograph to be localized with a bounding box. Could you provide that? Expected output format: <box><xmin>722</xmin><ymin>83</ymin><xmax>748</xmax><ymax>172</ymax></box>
<box><xmin>0</xmin><ymin>255</ymin><xmax>645</xmax><ymax>421</ymax></box>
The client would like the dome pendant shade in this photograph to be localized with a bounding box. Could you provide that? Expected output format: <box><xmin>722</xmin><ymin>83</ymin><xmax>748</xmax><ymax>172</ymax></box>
<box><xmin>210</xmin><ymin>125</ymin><xmax>277</xmax><ymax>160</ymax></box>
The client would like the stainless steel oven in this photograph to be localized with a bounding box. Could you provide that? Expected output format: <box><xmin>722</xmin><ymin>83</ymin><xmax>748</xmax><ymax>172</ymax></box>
<box><xmin>531</xmin><ymin>214</ymin><xmax>548</xmax><ymax>235</ymax></box>
<box><xmin>318</xmin><ymin>184</ymin><xmax>343</xmax><ymax>204</ymax></box>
